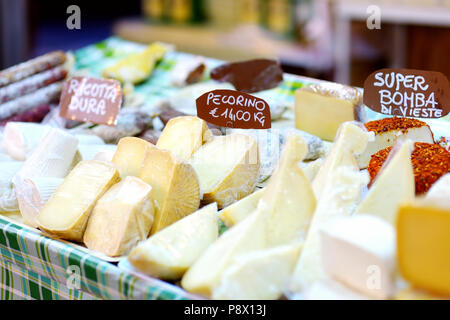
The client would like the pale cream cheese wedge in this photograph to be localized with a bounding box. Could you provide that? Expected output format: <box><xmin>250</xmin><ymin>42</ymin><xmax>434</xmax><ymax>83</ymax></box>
<box><xmin>189</xmin><ymin>134</ymin><xmax>260</xmax><ymax>209</ymax></box>
<box><xmin>356</xmin><ymin>139</ymin><xmax>415</xmax><ymax>225</ymax></box>
<box><xmin>426</xmin><ymin>173</ymin><xmax>450</xmax><ymax>201</ymax></box>
<box><xmin>212</xmin><ymin>242</ymin><xmax>302</xmax><ymax>300</ymax></box>
<box><xmin>156</xmin><ymin>116</ymin><xmax>212</xmax><ymax>161</ymax></box>
<box><xmin>113</xmin><ymin>137</ymin><xmax>154</xmax><ymax>178</ymax></box>
<box><xmin>83</xmin><ymin>176</ymin><xmax>155</xmax><ymax>257</ymax></box>
<box><xmin>128</xmin><ymin>203</ymin><xmax>218</xmax><ymax>280</ymax></box>
<box><xmin>218</xmin><ymin>188</ymin><xmax>264</xmax><ymax>227</ymax></box>
<box><xmin>37</xmin><ymin>160</ymin><xmax>120</xmax><ymax>241</ymax></box>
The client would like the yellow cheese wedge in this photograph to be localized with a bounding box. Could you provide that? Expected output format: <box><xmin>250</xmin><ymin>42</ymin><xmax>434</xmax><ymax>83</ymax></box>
<box><xmin>397</xmin><ymin>198</ymin><xmax>450</xmax><ymax>296</ymax></box>
<box><xmin>257</xmin><ymin>134</ymin><xmax>316</xmax><ymax>246</ymax></box>
<box><xmin>102</xmin><ymin>42</ymin><xmax>168</xmax><ymax>84</ymax></box>
<box><xmin>189</xmin><ymin>134</ymin><xmax>260</xmax><ymax>208</ymax></box>
<box><xmin>312</xmin><ymin>122</ymin><xmax>373</xmax><ymax>200</ymax></box>
<box><xmin>83</xmin><ymin>176</ymin><xmax>155</xmax><ymax>257</ymax></box>
<box><xmin>212</xmin><ymin>242</ymin><xmax>302</xmax><ymax>300</ymax></box>
<box><xmin>181</xmin><ymin>210</ymin><xmax>267</xmax><ymax>297</ymax></box>
<box><xmin>218</xmin><ymin>188</ymin><xmax>264</xmax><ymax>227</ymax></box>
<box><xmin>356</xmin><ymin>140</ymin><xmax>415</xmax><ymax>225</ymax></box>
<box><xmin>395</xmin><ymin>286</ymin><xmax>450</xmax><ymax>300</ymax></box>
<box><xmin>112</xmin><ymin>137</ymin><xmax>154</xmax><ymax>178</ymax></box>
<box><xmin>156</xmin><ymin>116</ymin><xmax>213</xmax><ymax>161</ymax></box>
<box><xmin>128</xmin><ymin>203</ymin><xmax>218</xmax><ymax>280</ymax></box>
<box><xmin>294</xmin><ymin>84</ymin><xmax>365</xmax><ymax>141</ymax></box>
<box><xmin>139</xmin><ymin>144</ymin><xmax>200</xmax><ymax>234</ymax></box>
<box><xmin>37</xmin><ymin>160</ymin><xmax>120</xmax><ymax>241</ymax></box>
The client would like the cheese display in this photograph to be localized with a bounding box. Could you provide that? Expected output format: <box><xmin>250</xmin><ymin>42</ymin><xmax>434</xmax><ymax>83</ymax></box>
<box><xmin>356</xmin><ymin>140</ymin><xmax>415</xmax><ymax>225</ymax></box>
<box><xmin>218</xmin><ymin>188</ymin><xmax>264</xmax><ymax>227</ymax></box>
<box><xmin>357</xmin><ymin>117</ymin><xmax>435</xmax><ymax>168</ymax></box>
<box><xmin>156</xmin><ymin>116</ymin><xmax>212</xmax><ymax>161</ymax></box>
<box><xmin>295</xmin><ymin>83</ymin><xmax>366</xmax><ymax>141</ymax></box>
<box><xmin>128</xmin><ymin>203</ymin><xmax>218</xmax><ymax>280</ymax></box>
<box><xmin>320</xmin><ymin>215</ymin><xmax>396</xmax><ymax>299</ymax></box>
<box><xmin>112</xmin><ymin>137</ymin><xmax>154</xmax><ymax>178</ymax></box>
<box><xmin>189</xmin><ymin>134</ymin><xmax>260</xmax><ymax>208</ymax></box>
<box><xmin>212</xmin><ymin>242</ymin><xmax>302</xmax><ymax>300</ymax></box>
<box><xmin>139</xmin><ymin>143</ymin><xmax>201</xmax><ymax>234</ymax></box>
<box><xmin>37</xmin><ymin>160</ymin><xmax>120</xmax><ymax>241</ymax></box>
<box><xmin>397</xmin><ymin>198</ymin><xmax>450</xmax><ymax>296</ymax></box>
<box><xmin>83</xmin><ymin>176</ymin><xmax>155</xmax><ymax>257</ymax></box>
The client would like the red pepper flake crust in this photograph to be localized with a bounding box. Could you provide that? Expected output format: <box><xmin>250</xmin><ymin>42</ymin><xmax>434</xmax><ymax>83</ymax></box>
<box><xmin>368</xmin><ymin>142</ymin><xmax>450</xmax><ymax>195</ymax></box>
<box><xmin>364</xmin><ymin>117</ymin><xmax>429</xmax><ymax>134</ymax></box>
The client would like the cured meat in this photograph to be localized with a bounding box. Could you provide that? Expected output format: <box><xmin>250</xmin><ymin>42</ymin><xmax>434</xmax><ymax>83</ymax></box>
<box><xmin>0</xmin><ymin>104</ymin><xmax>53</xmax><ymax>126</ymax></box>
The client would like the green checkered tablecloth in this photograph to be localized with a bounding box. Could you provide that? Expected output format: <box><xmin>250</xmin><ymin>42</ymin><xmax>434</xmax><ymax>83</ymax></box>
<box><xmin>0</xmin><ymin>37</ymin><xmax>448</xmax><ymax>300</ymax></box>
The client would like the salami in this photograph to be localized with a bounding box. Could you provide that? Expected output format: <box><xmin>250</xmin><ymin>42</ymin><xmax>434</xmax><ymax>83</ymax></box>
<box><xmin>0</xmin><ymin>66</ymin><xmax>67</xmax><ymax>104</ymax></box>
<box><xmin>0</xmin><ymin>104</ymin><xmax>53</xmax><ymax>126</ymax></box>
<box><xmin>0</xmin><ymin>51</ymin><xmax>66</xmax><ymax>88</ymax></box>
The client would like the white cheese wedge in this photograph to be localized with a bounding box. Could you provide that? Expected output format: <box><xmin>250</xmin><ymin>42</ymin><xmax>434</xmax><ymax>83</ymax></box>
<box><xmin>112</xmin><ymin>137</ymin><xmax>155</xmax><ymax>178</ymax></box>
<box><xmin>181</xmin><ymin>210</ymin><xmax>267</xmax><ymax>297</ymax></box>
<box><xmin>139</xmin><ymin>144</ymin><xmax>200</xmax><ymax>235</ymax></box>
<box><xmin>218</xmin><ymin>188</ymin><xmax>264</xmax><ymax>227</ymax></box>
<box><xmin>290</xmin><ymin>165</ymin><xmax>368</xmax><ymax>292</ymax></box>
<box><xmin>1</xmin><ymin>122</ymin><xmax>52</xmax><ymax>160</ymax></box>
<box><xmin>37</xmin><ymin>160</ymin><xmax>120</xmax><ymax>241</ymax></box>
<box><xmin>189</xmin><ymin>134</ymin><xmax>260</xmax><ymax>208</ymax></box>
<box><xmin>356</xmin><ymin>140</ymin><xmax>415</xmax><ymax>225</ymax></box>
<box><xmin>212</xmin><ymin>242</ymin><xmax>302</xmax><ymax>300</ymax></box>
<box><xmin>156</xmin><ymin>116</ymin><xmax>212</xmax><ymax>161</ymax></box>
<box><xmin>320</xmin><ymin>215</ymin><xmax>396</xmax><ymax>299</ymax></box>
<box><xmin>93</xmin><ymin>149</ymin><xmax>116</xmax><ymax>163</ymax></box>
<box><xmin>300</xmin><ymin>158</ymin><xmax>324</xmax><ymax>183</ymax></box>
<box><xmin>304</xmin><ymin>279</ymin><xmax>371</xmax><ymax>300</ymax></box>
<box><xmin>426</xmin><ymin>173</ymin><xmax>450</xmax><ymax>201</ymax></box>
<box><xmin>257</xmin><ymin>134</ymin><xmax>316</xmax><ymax>246</ymax></box>
<box><xmin>357</xmin><ymin>120</ymin><xmax>434</xmax><ymax>169</ymax></box>
<box><xmin>128</xmin><ymin>203</ymin><xmax>218</xmax><ymax>280</ymax></box>
<box><xmin>312</xmin><ymin>122</ymin><xmax>373</xmax><ymax>200</ymax></box>
<box><xmin>78</xmin><ymin>144</ymin><xmax>117</xmax><ymax>161</ymax></box>
<box><xmin>83</xmin><ymin>176</ymin><xmax>154</xmax><ymax>257</ymax></box>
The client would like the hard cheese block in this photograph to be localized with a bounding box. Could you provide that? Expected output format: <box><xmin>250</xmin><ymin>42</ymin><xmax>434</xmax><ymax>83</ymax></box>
<box><xmin>128</xmin><ymin>203</ymin><xmax>218</xmax><ymax>280</ymax></box>
<box><xmin>397</xmin><ymin>198</ymin><xmax>450</xmax><ymax>296</ymax></box>
<box><xmin>356</xmin><ymin>140</ymin><xmax>415</xmax><ymax>225</ymax></box>
<box><xmin>181</xmin><ymin>209</ymin><xmax>267</xmax><ymax>297</ymax></box>
<box><xmin>112</xmin><ymin>137</ymin><xmax>154</xmax><ymax>178</ymax></box>
<box><xmin>189</xmin><ymin>134</ymin><xmax>260</xmax><ymax>209</ymax></box>
<box><xmin>37</xmin><ymin>160</ymin><xmax>120</xmax><ymax>241</ymax></box>
<box><xmin>156</xmin><ymin>116</ymin><xmax>212</xmax><ymax>161</ymax></box>
<box><xmin>139</xmin><ymin>144</ymin><xmax>200</xmax><ymax>235</ymax></box>
<box><xmin>295</xmin><ymin>84</ymin><xmax>366</xmax><ymax>141</ymax></box>
<box><xmin>83</xmin><ymin>176</ymin><xmax>155</xmax><ymax>257</ymax></box>
<box><xmin>212</xmin><ymin>242</ymin><xmax>302</xmax><ymax>300</ymax></box>
<box><xmin>218</xmin><ymin>188</ymin><xmax>264</xmax><ymax>227</ymax></box>
<box><xmin>320</xmin><ymin>215</ymin><xmax>396</xmax><ymax>299</ymax></box>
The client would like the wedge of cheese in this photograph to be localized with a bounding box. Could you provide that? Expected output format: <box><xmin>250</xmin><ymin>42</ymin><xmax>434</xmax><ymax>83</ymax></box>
<box><xmin>356</xmin><ymin>140</ymin><xmax>415</xmax><ymax>225</ymax></box>
<box><xmin>37</xmin><ymin>160</ymin><xmax>120</xmax><ymax>241</ymax></box>
<box><xmin>83</xmin><ymin>176</ymin><xmax>154</xmax><ymax>257</ymax></box>
<box><xmin>294</xmin><ymin>84</ymin><xmax>366</xmax><ymax>141</ymax></box>
<box><xmin>320</xmin><ymin>215</ymin><xmax>396</xmax><ymax>299</ymax></box>
<box><xmin>218</xmin><ymin>188</ymin><xmax>264</xmax><ymax>227</ymax></box>
<box><xmin>312</xmin><ymin>122</ymin><xmax>373</xmax><ymax>200</ymax></box>
<box><xmin>181</xmin><ymin>210</ymin><xmax>267</xmax><ymax>297</ymax></box>
<box><xmin>397</xmin><ymin>198</ymin><xmax>450</xmax><ymax>296</ymax></box>
<box><xmin>189</xmin><ymin>134</ymin><xmax>259</xmax><ymax>208</ymax></box>
<box><xmin>128</xmin><ymin>203</ymin><xmax>218</xmax><ymax>280</ymax></box>
<box><xmin>426</xmin><ymin>173</ymin><xmax>450</xmax><ymax>201</ymax></box>
<box><xmin>300</xmin><ymin>158</ymin><xmax>324</xmax><ymax>183</ymax></box>
<box><xmin>112</xmin><ymin>137</ymin><xmax>154</xmax><ymax>178</ymax></box>
<box><xmin>290</xmin><ymin>165</ymin><xmax>368</xmax><ymax>292</ymax></box>
<box><xmin>257</xmin><ymin>134</ymin><xmax>316</xmax><ymax>246</ymax></box>
<box><xmin>156</xmin><ymin>116</ymin><xmax>212</xmax><ymax>161</ymax></box>
<box><xmin>139</xmin><ymin>144</ymin><xmax>200</xmax><ymax>234</ymax></box>
<box><xmin>212</xmin><ymin>242</ymin><xmax>302</xmax><ymax>300</ymax></box>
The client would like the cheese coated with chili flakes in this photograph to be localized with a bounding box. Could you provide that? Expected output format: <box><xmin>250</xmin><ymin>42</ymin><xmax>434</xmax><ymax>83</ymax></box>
<box><xmin>368</xmin><ymin>142</ymin><xmax>450</xmax><ymax>195</ymax></box>
<box><xmin>364</xmin><ymin>117</ymin><xmax>430</xmax><ymax>134</ymax></box>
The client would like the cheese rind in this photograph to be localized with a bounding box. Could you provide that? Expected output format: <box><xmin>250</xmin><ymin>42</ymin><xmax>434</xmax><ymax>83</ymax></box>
<box><xmin>212</xmin><ymin>243</ymin><xmax>302</xmax><ymax>300</ymax></box>
<box><xmin>156</xmin><ymin>116</ymin><xmax>212</xmax><ymax>161</ymax></box>
<box><xmin>397</xmin><ymin>199</ymin><xmax>450</xmax><ymax>296</ymax></box>
<box><xmin>37</xmin><ymin>160</ymin><xmax>120</xmax><ymax>241</ymax></box>
<box><xmin>112</xmin><ymin>137</ymin><xmax>154</xmax><ymax>178</ymax></box>
<box><xmin>139</xmin><ymin>144</ymin><xmax>200</xmax><ymax>234</ymax></box>
<box><xmin>218</xmin><ymin>188</ymin><xmax>264</xmax><ymax>227</ymax></box>
<box><xmin>189</xmin><ymin>134</ymin><xmax>260</xmax><ymax>208</ymax></box>
<box><xmin>83</xmin><ymin>176</ymin><xmax>154</xmax><ymax>257</ymax></box>
<box><xmin>128</xmin><ymin>203</ymin><xmax>218</xmax><ymax>280</ymax></box>
<box><xmin>320</xmin><ymin>215</ymin><xmax>396</xmax><ymax>299</ymax></box>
